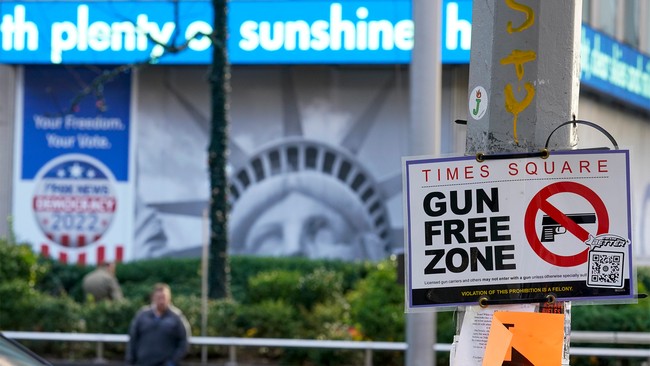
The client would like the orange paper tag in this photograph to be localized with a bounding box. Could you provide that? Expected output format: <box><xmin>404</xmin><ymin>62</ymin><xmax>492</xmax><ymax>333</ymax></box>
<box><xmin>482</xmin><ymin>312</ymin><xmax>564</xmax><ymax>366</ymax></box>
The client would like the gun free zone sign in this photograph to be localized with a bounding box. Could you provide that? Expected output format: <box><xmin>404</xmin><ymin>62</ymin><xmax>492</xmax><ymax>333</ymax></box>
<box><xmin>402</xmin><ymin>150</ymin><xmax>634</xmax><ymax>310</ymax></box>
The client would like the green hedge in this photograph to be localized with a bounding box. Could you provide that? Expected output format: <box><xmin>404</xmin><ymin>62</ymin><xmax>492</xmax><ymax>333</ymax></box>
<box><xmin>2</xmin><ymin>237</ymin><xmax>650</xmax><ymax>365</ymax></box>
<box><xmin>229</xmin><ymin>255</ymin><xmax>373</xmax><ymax>302</ymax></box>
<box><xmin>0</xmin><ymin>239</ymin><xmax>46</xmax><ymax>286</ymax></box>
<box><xmin>32</xmin><ymin>255</ymin><xmax>374</xmax><ymax>304</ymax></box>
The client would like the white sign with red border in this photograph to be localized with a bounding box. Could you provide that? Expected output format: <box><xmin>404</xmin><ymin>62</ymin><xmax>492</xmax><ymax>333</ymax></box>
<box><xmin>402</xmin><ymin>150</ymin><xmax>633</xmax><ymax>310</ymax></box>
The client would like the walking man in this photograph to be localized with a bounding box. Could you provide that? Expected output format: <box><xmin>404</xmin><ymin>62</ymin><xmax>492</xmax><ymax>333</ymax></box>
<box><xmin>126</xmin><ymin>283</ymin><xmax>192</xmax><ymax>366</ymax></box>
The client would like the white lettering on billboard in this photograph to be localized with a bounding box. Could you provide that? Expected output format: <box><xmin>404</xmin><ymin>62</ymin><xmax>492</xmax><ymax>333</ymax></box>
<box><xmin>445</xmin><ymin>2</ymin><xmax>471</xmax><ymax>51</ymax></box>
<box><xmin>1</xmin><ymin>5</ymin><xmax>39</xmax><ymax>51</ymax></box>
<box><xmin>238</xmin><ymin>3</ymin><xmax>414</xmax><ymax>52</ymax></box>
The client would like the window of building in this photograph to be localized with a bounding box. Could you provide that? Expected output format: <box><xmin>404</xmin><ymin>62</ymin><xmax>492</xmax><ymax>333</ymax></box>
<box><xmin>623</xmin><ymin>0</ymin><xmax>639</xmax><ymax>47</ymax></box>
<box><xmin>641</xmin><ymin>1</ymin><xmax>650</xmax><ymax>53</ymax></box>
<box><xmin>582</xmin><ymin>0</ymin><xmax>592</xmax><ymax>25</ymax></box>
<box><xmin>595</xmin><ymin>0</ymin><xmax>617</xmax><ymax>37</ymax></box>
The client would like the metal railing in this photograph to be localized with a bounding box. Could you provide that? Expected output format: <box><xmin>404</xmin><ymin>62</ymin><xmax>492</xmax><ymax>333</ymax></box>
<box><xmin>3</xmin><ymin>331</ymin><xmax>650</xmax><ymax>366</ymax></box>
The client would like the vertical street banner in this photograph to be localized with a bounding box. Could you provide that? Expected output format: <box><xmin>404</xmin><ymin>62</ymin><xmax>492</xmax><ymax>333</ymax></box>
<box><xmin>402</xmin><ymin>150</ymin><xmax>634</xmax><ymax>310</ymax></box>
<box><xmin>12</xmin><ymin>65</ymin><xmax>135</xmax><ymax>265</ymax></box>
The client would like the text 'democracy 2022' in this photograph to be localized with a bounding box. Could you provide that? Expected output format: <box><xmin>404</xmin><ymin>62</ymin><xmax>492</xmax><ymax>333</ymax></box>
<box><xmin>402</xmin><ymin>150</ymin><xmax>634</xmax><ymax>310</ymax></box>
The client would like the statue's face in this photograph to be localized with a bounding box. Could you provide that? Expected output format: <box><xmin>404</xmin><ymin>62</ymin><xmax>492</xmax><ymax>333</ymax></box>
<box><xmin>243</xmin><ymin>191</ymin><xmax>362</xmax><ymax>260</ymax></box>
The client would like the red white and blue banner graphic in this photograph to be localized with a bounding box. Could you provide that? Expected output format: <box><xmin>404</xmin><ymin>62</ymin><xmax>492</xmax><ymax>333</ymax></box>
<box><xmin>13</xmin><ymin>65</ymin><xmax>135</xmax><ymax>264</ymax></box>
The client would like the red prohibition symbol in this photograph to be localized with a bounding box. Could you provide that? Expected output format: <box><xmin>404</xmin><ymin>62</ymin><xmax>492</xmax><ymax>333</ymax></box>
<box><xmin>524</xmin><ymin>181</ymin><xmax>609</xmax><ymax>267</ymax></box>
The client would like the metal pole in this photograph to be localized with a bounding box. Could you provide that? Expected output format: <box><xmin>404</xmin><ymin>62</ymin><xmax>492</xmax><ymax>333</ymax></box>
<box><xmin>364</xmin><ymin>348</ymin><xmax>372</xmax><ymax>366</ymax></box>
<box><xmin>465</xmin><ymin>0</ymin><xmax>581</xmax><ymax>153</ymax></box>
<box><xmin>94</xmin><ymin>342</ymin><xmax>106</xmax><ymax>364</ymax></box>
<box><xmin>225</xmin><ymin>345</ymin><xmax>237</xmax><ymax>366</ymax></box>
<box><xmin>462</xmin><ymin>1</ymin><xmax>582</xmax><ymax>365</ymax></box>
<box><xmin>208</xmin><ymin>0</ymin><xmax>230</xmax><ymax>300</ymax></box>
<box><xmin>407</xmin><ymin>1</ymin><xmax>442</xmax><ymax>365</ymax></box>
<box><xmin>201</xmin><ymin>208</ymin><xmax>209</xmax><ymax>364</ymax></box>
<box><xmin>0</xmin><ymin>65</ymin><xmax>16</xmax><ymax>238</ymax></box>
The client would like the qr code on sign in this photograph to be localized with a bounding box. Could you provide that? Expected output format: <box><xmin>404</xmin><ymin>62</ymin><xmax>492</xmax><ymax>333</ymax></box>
<box><xmin>587</xmin><ymin>251</ymin><xmax>624</xmax><ymax>288</ymax></box>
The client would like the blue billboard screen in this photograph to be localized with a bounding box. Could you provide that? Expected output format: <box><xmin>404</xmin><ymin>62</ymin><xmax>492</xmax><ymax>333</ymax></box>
<box><xmin>1</xmin><ymin>0</ymin><xmax>648</xmax><ymax>111</ymax></box>
<box><xmin>0</xmin><ymin>0</ymin><xmax>472</xmax><ymax>65</ymax></box>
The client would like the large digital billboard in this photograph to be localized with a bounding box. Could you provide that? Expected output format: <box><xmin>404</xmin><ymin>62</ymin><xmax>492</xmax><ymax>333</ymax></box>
<box><xmin>1</xmin><ymin>1</ymin><xmax>647</xmax><ymax>111</ymax></box>
<box><xmin>0</xmin><ymin>0</ymin><xmax>471</xmax><ymax>64</ymax></box>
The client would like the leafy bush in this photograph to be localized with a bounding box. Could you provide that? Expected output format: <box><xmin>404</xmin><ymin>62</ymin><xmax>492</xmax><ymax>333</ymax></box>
<box><xmin>230</xmin><ymin>256</ymin><xmax>371</xmax><ymax>302</ymax></box>
<box><xmin>29</xmin><ymin>294</ymin><xmax>84</xmax><ymax>332</ymax></box>
<box><xmin>117</xmin><ymin>258</ymin><xmax>202</xmax><ymax>300</ymax></box>
<box><xmin>245</xmin><ymin>270</ymin><xmax>302</xmax><ymax>305</ymax></box>
<box><xmin>436</xmin><ymin>311</ymin><xmax>457</xmax><ymax>344</ymax></box>
<box><xmin>35</xmin><ymin>257</ymin><xmax>91</xmax><ymax>300</ymax></box>
<box><xmin>171</xmin><ymin>295</ymin><xmax>203</xmax><ymax>336</ymax></box>
<box><xmin>637</xmin><ymin>266</ymin><xmax>650</xmax><ymax>293</ymax></box>
<box><xmin>245</xmin><ymin>268</ymin><xmax>344</xmax><ymax>311</ymax></box>
<box><xmin>207</xmin><ymin>298</ymin><xmax>243</xmax><ymax>337</ymax></box>
<box><xmin>303</xmin><ymin>298</ymin><xmax>351</xmax><ymax>340</ymax></box>
<box><xmin>19</xmin><ymin>295</ymin><xmax>88</xmax><ymax>360</ymax></box>
<box><xmin>347</xmin><ymin>260</ymin><xmax>404</xmax><ymax>342</ymax></box>
<box><xmin>290</xmin><ymin>297</ymin><xmax>362</xmax><ymax>366</ymax></box>
<box><xmin>298</xmin><ymin>268</ymin><xmax>344</xmax><ymax>310</ymax></box>
<box><xmin>0</xmin><ymin>280</ymin><xmax>42</xmax><ymax>330</ymax></box>
<box><xmin>0</xmin><ymin>279</ymin><xmax>82</xmax><ymax>333</ymax></box>
<box><xmin>238</xmin><ymin>299</ymin><xmax>300</xmax><ymax>339</ymax></box>
<box><xmin>0</xmin><ymin>238</ymin><xmax>46</xmax><ymax>286</ymax></box>
<box><xmin>8</xmin><ymin>243</ymin><xmax>650</xmax><ymax>366</ymax></box>
<box><xmin>121</xmin><ymin>282</ymin><xmax>159</xmax><ymax>304</ymax></box>
<box><xmin>81</xmin><ymin>299</ymin><xmax>141</xmax><ymax>334</ymax></box>
<box><xmin>346</xmin><ymin>260</ymin><xmax>405</xmax><ymax>365</ymax></box>
<box><xmin>572</xmin><ymin>280</ymin><xmax>650</xmax><ymax>332</ymax></box>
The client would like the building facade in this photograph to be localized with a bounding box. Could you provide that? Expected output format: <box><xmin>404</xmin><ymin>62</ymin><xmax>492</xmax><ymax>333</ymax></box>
<box><xmin>0</xmin><ymin>0</ymin><xmax>649</xmax><ymax>264</ymax></box>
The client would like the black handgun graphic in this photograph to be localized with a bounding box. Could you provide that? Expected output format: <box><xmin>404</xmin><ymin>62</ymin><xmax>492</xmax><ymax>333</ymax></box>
<box><xmin>541</xmin><ymin>213</ymin><xmax>596</xmax><ymax>242</ymax></box>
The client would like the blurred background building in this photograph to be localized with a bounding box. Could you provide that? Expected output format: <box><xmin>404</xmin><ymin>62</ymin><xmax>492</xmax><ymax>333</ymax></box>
<box><xmin>0</xmin><ymin>0</ymin><xmax>648</xmax><ymax>264</ymax></box>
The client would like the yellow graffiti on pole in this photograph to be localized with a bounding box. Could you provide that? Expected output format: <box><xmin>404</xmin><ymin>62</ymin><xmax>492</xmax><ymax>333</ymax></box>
<box><xmin>501</xmin><ymin>49</ymin><xmax>537</xmax><ymax>144</ymax></box>
<box><xmin>502</xmin><ymin>0</ymin><xmax>536</xmax><ymax>145</ymax></box>
<box><xmin>505</xmin><ymin>0</ymin><xmax>535</xmax><ymax>33</ymax></box>
<box><xmin>500</xmin><ymin>50</ymin><xmax>537</xmax><ymax>81</ymax></box>
<box><xmin>504</xmin><ymin>82</ymin><xmax>536</xmax><ymax>145</ymax></box>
